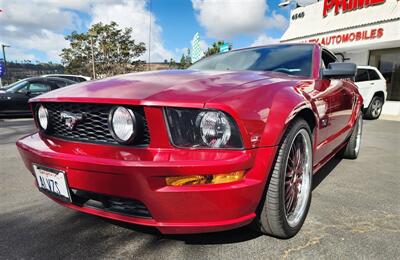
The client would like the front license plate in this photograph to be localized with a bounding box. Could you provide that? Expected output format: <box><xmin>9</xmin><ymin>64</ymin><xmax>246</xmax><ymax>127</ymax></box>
<box><xmin>33</xmin><ymin>164</ymin><xmax>71</xmax><ymax>202</ymax></box>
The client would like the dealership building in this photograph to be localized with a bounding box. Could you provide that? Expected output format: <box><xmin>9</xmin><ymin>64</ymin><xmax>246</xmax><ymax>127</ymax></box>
<box><xmin>280</xmin><ymin>0</ymin><xmax>400</xmax><ymax>115</ymax></box>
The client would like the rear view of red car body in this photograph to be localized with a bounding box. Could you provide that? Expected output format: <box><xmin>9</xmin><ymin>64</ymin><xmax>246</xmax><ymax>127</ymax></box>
<box><xmin>16</xmin><ymin>44</ymin><xmax>363</xmax><ymax>238</ymax></box>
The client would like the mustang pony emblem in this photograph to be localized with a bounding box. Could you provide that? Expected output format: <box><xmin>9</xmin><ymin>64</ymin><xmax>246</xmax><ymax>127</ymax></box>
<box><xmin>60</xmin><ymin>111</ymin><xmax>84</xmax><ymax>130</ymax></box>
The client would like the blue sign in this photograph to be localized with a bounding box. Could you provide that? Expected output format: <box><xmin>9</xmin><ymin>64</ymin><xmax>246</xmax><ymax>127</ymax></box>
<box><xmin>0</xmin><ymin>62</ymin><xmax>5</xmax><ymax>77</ymax></box>
<box><xmin>219</xmin><ymin>43</ymin><xmax>231</xmax><ymax>53</ymax></box>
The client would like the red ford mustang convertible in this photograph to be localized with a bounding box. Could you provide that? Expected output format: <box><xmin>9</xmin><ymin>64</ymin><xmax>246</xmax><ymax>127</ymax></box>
<box><xmin>17</xmin><ymin>44</ymin><xmax>363</xmax><ymax>238</ymax></box>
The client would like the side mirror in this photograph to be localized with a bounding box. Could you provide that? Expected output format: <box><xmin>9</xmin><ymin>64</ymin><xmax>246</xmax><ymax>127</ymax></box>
<box><xmin>322</xmin><ymin>62</ymin><xmax>357</xmax><ymax>79</ymax></box>
<box><xmin>17</xmin><ymin>89</ymin><xmax>30</xmax><ymax>95</ymax></box>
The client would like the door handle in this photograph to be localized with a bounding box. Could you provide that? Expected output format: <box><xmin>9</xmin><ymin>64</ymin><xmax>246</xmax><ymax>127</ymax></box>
<box><xmin>370</xmin><ymin>82</ymin><xmax>375</xmax><ymax>85</ymax></box>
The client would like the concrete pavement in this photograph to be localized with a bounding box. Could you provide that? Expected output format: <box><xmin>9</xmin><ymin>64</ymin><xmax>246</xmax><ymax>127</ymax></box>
<box><xmin>0</xmin><ymin>118</ymin><xmax>399</xmax><ymax>259</ymax></box>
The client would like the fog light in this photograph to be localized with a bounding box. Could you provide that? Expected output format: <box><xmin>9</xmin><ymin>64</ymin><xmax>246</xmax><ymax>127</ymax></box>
<box><xmin>165</xmin><ymin>170</ymin><xmax>245</xmax><ymax>186</ymax></box>
<box><xmin>165</xmin><ymin>175</ymin><xmax>209</xmax><ymax>186</ymax></box>
<box><xmin>211</xmin><ymin>171</ymin><xmax>245</xmax><ymax>184</ymax></box>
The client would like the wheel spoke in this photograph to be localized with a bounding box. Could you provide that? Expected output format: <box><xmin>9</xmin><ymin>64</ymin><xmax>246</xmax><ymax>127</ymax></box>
<box><xmin>293</xmin><ymin>183</ymin><xmax>299</xmax><ymax>200</ymax></box>
<box><xmin>294</xmin><ymin>176</ymin><xmax>302</xmax><ymax>186</ymax></box>
<box><xmin>286</xmin><ymin>186</ymin><xmax>293</xmax><ymax>197</ymax></box>
<box><xmin>283</xmin><ymin>129</ymin><xmax>312</xmax><ymax>227</ymax></box>
<box><xmin>286</xmin><ymin>193</ymin><xmax>294</xmax><ymax>212</ymax></box>
<box><xmin>286</xmin><ymin>168</ymin><xmax>294</xmax><ymax>178</ymax></box>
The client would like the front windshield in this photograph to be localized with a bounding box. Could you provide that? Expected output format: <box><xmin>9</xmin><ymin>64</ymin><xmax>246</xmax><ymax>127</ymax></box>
<box><xmin>1</xmin><ymin>80</ymin><xmax>19</xmax><ymax>90</ymax></box>
<box><xmin>189</xmin><ymin>44</ymin><xmax>314</xmax><ymax>77</ymax></box>
<box><xmin>5</xmin><ymin>80</ymin><xmax>28</xmax><ymax>93</ymax></box>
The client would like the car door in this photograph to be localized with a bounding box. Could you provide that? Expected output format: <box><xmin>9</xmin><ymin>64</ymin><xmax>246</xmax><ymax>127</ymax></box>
<box><xmin>314</xmin><ymin>49</ymin><xmax>355</xmax><ymax>164</ymax></box>
<box><xmin>28</xmin><ymin>80</ymin><xmax>52</xmax><ymax>97</ymax></box>
<box><xmin>7</xmin><ymin>81</ymin><xmax>31</xmax><ymax>113</ymax></box>
<box><xmin>354</xmin><ymin>68</ymin><xmax>370</xmax><ymax>103</ymax></box>
<box><xmin>17</xmin><ymin>80</ymin><xmax>52</xmax><ymax>112</ymax></box>
<box><xmin>365</xmin><ymin>68</ymin><xmax>385</xmax><ymax>105</ymax></box>
<box><xmin>313</xmin><ymin>50</ymin><xmax>341</xmax><ymax>164</ymax></box>
<box><xmin>329</xmin><ymin>79</ymin><xmax>355</xmax><ymax>138</ymax></box>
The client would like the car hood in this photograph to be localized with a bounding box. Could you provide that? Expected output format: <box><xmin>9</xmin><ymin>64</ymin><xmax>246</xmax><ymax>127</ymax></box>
<box><xmin>31</xmin><ymin>70</ymin><xmax>295</xmax><ymax>106</ymax></box>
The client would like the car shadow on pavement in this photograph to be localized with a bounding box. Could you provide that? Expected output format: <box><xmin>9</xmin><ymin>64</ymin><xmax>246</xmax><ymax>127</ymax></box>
<box><xmin>107</xmin><ymin>157</ymin><xmax>344</xmax><ymax>245</ymax></box>
<box><xmin>312</xmin><ymin>156</ymin><xmax>343</xmax><ymax>190</ymax></box>
<box><xmin>107</xmin><ymin>219</ymin><xmax>262</xmax><ymax>245</ymax></box>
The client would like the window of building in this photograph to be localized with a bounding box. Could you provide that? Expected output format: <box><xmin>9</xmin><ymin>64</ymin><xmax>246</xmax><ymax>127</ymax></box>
<box><xmin>369</xmin><ymin>48</ymin><xmax>400</xmax><ymax>101</ymax></box>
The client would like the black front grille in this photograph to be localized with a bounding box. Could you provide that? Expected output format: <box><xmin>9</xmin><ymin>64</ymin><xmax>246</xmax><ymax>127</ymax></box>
<box><xmin>36</xmin><ymin>102</ymin><xmax>150</xmax><ymax>146</ymax></box>
<box><xmin>71</xmin><ymin>189</ymin><xmax>152</xmax><ymax>218</ymax></box>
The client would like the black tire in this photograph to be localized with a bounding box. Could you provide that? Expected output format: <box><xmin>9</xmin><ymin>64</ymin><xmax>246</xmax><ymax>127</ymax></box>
<box><xmin>342</xmin><ymin>115</ymin><xmax>363</xmax><ymax>159</ymax></box>
<box><xmin>252</xmin><ymin>119</ymin><xmax>313</xmax><ymax>238</ymax></box>
<box><xmin>364</xmin><ymin>96</ymin><xmax>383</xmax><ymax>120</ymax></box>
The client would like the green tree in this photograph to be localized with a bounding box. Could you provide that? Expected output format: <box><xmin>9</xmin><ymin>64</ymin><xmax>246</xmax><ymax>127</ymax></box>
<box><xmin>178</xmin><ymin>48</ymin><xmax>192</xmax><ymax>69</ymax></box>
<box><xmin>61</xmin><ymin>21</ymin><xmax>146</xmax><ymax>78</ymax></box>
<box><xmin>168</xmin><ymin>58</ymin><xmax>177</xmax><ymax>69</ymax></box>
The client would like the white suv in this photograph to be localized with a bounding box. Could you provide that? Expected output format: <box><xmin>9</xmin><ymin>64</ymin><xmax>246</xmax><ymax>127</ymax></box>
<box><xmin>355</xmin><ymin>66</ymin><xmax>387</xmax><ymax>119</ymax></box>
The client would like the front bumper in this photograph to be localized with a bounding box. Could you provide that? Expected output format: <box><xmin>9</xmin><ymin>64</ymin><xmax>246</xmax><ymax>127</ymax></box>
<box><xmin>16</xmin><ymin>133</ymin><xmax>277</xmax><ymax>234</ymax></box>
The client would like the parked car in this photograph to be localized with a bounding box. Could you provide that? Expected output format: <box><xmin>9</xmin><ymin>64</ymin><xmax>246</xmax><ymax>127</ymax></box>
<box><xmin>16</xmin><ymin>44</ymin><xmax>363</xmax><ymax>238</ymax></box>
<box><xmin>355</xmin><ymin>66</ymin><xmax>387</xmax><ymax>119</ymax></box>
<box><xmin>0</xmin><ymin>77</ymin><xmax>76</xmax><ymax>116</ymax></box>
<box><xmin>41</xmin><ymin>74</ymin><xmax>91</xmax><ymax>82</ymax></box>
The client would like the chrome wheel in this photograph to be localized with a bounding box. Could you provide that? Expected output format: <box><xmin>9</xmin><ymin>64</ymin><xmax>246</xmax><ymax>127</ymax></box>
<box><xmin>371</xmin><ymin>98</ymin><xmax>382</xmax><ymax>118</ymax></box>
<box><xmin>355</xmin><ymin>116</ymin><xmax>362</xmax><ymax>154</ymax></box>
<box><xmin>284</xmin><ymin>129</ymin><xmax>312</xmax><ymax>228</ymax></box>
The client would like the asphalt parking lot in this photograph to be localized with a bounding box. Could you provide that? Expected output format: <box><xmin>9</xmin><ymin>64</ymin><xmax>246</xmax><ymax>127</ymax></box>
<box><xmin>0</xmin><ymin>118</ymin><xmax>399</xmax><ymax>259</ymax></box>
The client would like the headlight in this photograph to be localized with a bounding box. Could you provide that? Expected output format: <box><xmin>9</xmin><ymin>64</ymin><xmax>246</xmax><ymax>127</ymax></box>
<box><xmin>37</xmin><ymin>105</ymin><xmax>48</xmax><ymax>130</ymax></box>
<box><xmin>108</xmin><ymin>106</ymin><xmax>136</xmax><ymax>144</ymax></box>
<box><xmin>198</xmin><ymin>111</ymin><xmax>231</xmax><ymax>148</ymax></box>
<box><xmin>165</xmin><ymin>108</ymin><xmax>243</xmax><ymax>149</ymax></box>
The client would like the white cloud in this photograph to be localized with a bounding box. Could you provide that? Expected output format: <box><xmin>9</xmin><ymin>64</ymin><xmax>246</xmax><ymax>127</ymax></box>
<box><xmin>90</xmin><ymin>0</ymin><xmax>174</xmax><ymax>62</ymax></box>
<box><xmin>192</xmin><ymin>0</ymin><xmax>288</xmax><ymax>38</ymax></box>
<box><xmin>0</xmin><ymin>0</ymin><xmax>79</xmax><ymax>62</ymax></box>
<box><xmin>5</xmin><ymin>48</ymin><xmax>38</xmax><ymax>63</ymax></box>
<box><xmin>30</xmin><ymin>0</ymin><xmax>123</xmax><ymax>12</ymax></box>
<box><xmin>24</xmin><ymin>30</ymin><xmax>70</xmax><ymax>61</ymax></box>
<box><xmin>0</xmin><ymin>1</ymin><xmax>78</xmax><ymax>32</ymax></box>
<box><xmin>251</xmin><ymin>34</ymin><xmax>279</xmax><ymax>47</ymax></box>
<box><xmin>0</xmin><ymin>0</ymin><xmax>174</xmax><ymax>62</ymax></box>
<box><xmin>0</xmin><ymin>29</ymin><xmax>68</xmax><ymax>62</ymax></box>
<box><xmin>197</xmin><ymin>39</ymin><xmax>209</xmax><ymax>53</ymax></box>
<box><xmin>265</xmin><ymin>11</ymin><xmax>288</xmax><ymax>31</ymax></box>
<box><xmin>5</xmin><ymin>25</ymin><xmax>17</xmax><ymax>32</ymax></box>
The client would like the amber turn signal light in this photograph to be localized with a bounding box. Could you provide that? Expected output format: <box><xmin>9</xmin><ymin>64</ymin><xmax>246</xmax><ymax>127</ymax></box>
<box><xmin>165</xmin><ymin>171</ymin><xmax>245</xmax><ymax>186</ymax></box>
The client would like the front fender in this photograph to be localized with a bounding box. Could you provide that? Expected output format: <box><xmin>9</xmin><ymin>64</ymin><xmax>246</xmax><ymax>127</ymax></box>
<box><xmin>205</xmin><ymin>79</ymin><xmax>312</xmax><ymax>149</ymax></box>
<box><xmin>259</xmin><ymin>87</ymin><xmax>315</xmax><ymax>147</ymax></box>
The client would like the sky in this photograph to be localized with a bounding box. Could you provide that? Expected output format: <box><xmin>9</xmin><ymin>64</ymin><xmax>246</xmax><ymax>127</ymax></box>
<box><xmin>0</xmin><ymin>0</ymin><xmax>300</xmax><ymax>64</ymax></box>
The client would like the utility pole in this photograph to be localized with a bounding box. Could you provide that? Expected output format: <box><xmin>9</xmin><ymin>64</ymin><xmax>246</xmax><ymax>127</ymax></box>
<box><xmin>1</xmin><ymin>44</ymin><xmax>10</xmax><ymax>86</ymax></box>
<box><xmin>1</xmin><ymin>44</ymin><xmax>10</xmax><ymax>74</ymax></box>
<box><xmin>89</xmin><ymin>35</ymin><xmax>96</xmax><ymax>79</ymax></box>
<box><xmin>147</xmin><ymin>0</ymin><xmax>152</xmax><ymax>71</ymax></box>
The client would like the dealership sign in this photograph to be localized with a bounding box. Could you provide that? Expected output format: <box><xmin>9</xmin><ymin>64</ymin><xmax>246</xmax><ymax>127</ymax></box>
<box><xmin>306</xmin><ymin>27</ymin><xmax>384</xmax><ymax>46</ymax></box>
<box><xmin>219</xmin><ymin>43</ymin><xmax>231</xmax><ymax>53</ymax></box>
<box><xmin>323</xmin><ymin>0</ymin><xmax>386</xmax><ymax>17</ymax></box>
